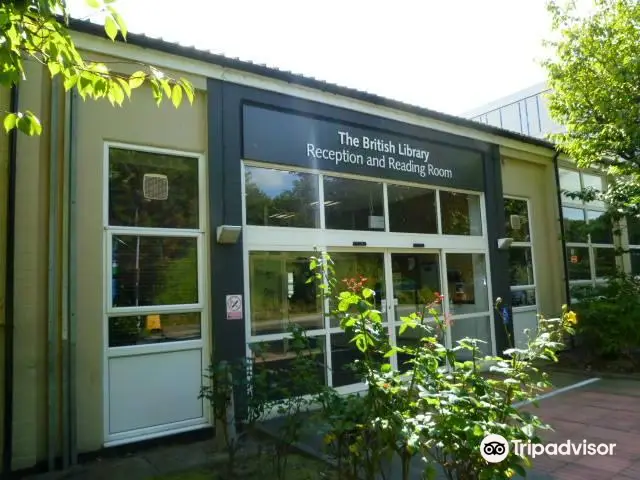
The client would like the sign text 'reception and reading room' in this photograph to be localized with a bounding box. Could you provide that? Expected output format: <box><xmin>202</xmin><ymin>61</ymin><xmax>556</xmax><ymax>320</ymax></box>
<box><xmin>307</xmin><ymin>130</ymin><xmax>452</xmax><ymax>180</ymax></box>
<box><xmin>242</xmin><ymin>105</ymin><xmax>485</xmax><ymax>191</ymax></box>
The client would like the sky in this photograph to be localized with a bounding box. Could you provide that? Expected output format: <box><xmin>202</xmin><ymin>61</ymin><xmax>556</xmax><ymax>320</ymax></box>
<box><xmin>69</xmin><ymin>0</ymin><xmax>560</xmax><ymax>115</ymax></box>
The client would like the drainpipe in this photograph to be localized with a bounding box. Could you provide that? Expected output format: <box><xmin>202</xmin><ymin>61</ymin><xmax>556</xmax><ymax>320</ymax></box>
<box><xmin>553</xmin><ymin>150</ymin><xmax>571</xmax><ymax>308</ymax></box>
<box><xmin>3</xmin><ymin>85</ymin><xmax>19</xmax><ymax>476</ymax></box>
<box><xmin>47</xmin><ymin>77</ymin><xmax>61</xmax><ymax>472</ymax></box>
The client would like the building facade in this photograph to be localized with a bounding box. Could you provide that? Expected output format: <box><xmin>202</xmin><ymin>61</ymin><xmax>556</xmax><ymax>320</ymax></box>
<box><xmin>0</xmin><ymin>23</ymin><xmax>570</xmax><ymax>474</ymax></box>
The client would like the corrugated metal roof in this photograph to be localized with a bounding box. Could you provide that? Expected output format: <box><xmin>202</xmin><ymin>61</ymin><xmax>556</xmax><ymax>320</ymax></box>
<box><xmin>68</xmin><ymin>18</ymin><xmax>557</xmax><ymax>152</ymax></box>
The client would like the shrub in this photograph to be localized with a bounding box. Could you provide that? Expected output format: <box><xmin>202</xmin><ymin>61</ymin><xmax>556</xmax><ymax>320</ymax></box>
<box><xmin>571</xmin><ymin>272</ymin><xmax>640</xmax><ymax>364</ymax></box>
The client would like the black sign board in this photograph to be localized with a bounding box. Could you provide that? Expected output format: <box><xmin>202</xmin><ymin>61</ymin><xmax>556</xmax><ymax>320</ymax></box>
<box><xmin>242</xmin><ymin>105</ymin><xmax>485</xmax><ymax>191</ymax></box>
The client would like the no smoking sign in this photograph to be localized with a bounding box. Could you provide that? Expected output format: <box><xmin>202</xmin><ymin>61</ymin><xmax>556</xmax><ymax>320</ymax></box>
<box><xmin>226</xmin><ymin>294</ymin><xmax>243</xmax><ymax>320</ymax></box>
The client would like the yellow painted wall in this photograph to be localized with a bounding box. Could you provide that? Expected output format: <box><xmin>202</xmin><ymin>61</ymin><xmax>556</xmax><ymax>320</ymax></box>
<box><xmin>74</xmin><ymin>83</ymin><xmax>207</xmax><ymax>452</ymax></box>
<box><xmin>501</xmin><ymin>156</ymin><xmax>566</xmax><ymax>316</ymax></box>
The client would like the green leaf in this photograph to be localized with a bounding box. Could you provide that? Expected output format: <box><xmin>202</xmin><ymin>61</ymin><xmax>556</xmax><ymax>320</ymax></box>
<box><xmin>362</xmin><ymin>287</ymin><xmax>374</xmax><ymax>299</ymax></box>
<box><xmin>3</xmin><ymin>113</ymin><xmax>17</xmax><ymax>133</ymax></box>
<box><xmin>112</xmin><ymin>12</ymin><xmax>127</xmax><ymax>39</ymax></box>
<box><xmin>85</xmin><ymin>0</ymin><xmax>101</xmax><ymax>8</ymax></box>
<box><xmin>180</xmin><ymin>78</ymin><xmax>195</xmax><ymax>104</ymax></box>
<box><xmin>104</xmin><ymin>16</ymin><xmax>118</xmax><ymax>41</ymax></box>
<box><xmin>472</xmin><ymin>424</ymin><xmax>483</xmax><ymax>436</ymax></box>
<box><xmin>129</xmin><ymin>71</ymin><xmax>146</xmax><ymax>89</ymax></box>
<box><xmin>16</xmin><ymin>112</ymin><xmax>42</xmax><ymax>136</ymax></box>
<box><xmin>171</xmin><ymin>84</ymin><xmax>183</xmax><ymax>108</ymax></box>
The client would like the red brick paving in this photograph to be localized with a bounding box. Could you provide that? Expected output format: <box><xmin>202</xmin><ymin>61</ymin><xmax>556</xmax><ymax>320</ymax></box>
<box><xmin>524</xmin><ymin>380</ymin><xmax>640</xmax><ymax>479</ymax></box>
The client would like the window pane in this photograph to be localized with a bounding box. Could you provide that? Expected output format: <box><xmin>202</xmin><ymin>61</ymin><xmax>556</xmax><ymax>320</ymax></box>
<box><xmin>508</xmin><ymin>247</ymin><xmax>534</xmax><ymax>286</ymax></box>
<box><xmin>108</xmin><ymin>312</ymin><xmax>200</xmax><ymax>347</ymax></box>
<box><xmin>330</xmin><ymin>252</ymin><xmax>386</xmax><ymax>327</ymax></box>
<box><xmin>628</xmin><ymin>217</ymin><xmax>640</xmax><ymax>246</ymax></box>
<box><xmin>567</xmin><ymin>246</ymin><xmax>591</xmax><ymax>281</ymax></box>
<box><xmin>582</xmin><ymin>174</ymin><xmax>605</xmax><ymax>207</ymax></box>
<box><xmin>594</xmin><ymin>248</ymin><xmax>617</xmax><ymax>278</ymax></box>
<box><xmin>245</xmin><ymin>166</ymin><xmax>319</xmax><ymax>228</ymax></box>
<box><xmin>631</xmin><ymin>250</ymin><xmax>640</xmax><ymax>276</ymax></box>
<box><xmin>511</xmin><ymin>289</ymin><xmax>536</xmax><ymax>308</ymax></box>
<box><xmin>112</xmin><ymin>236</ymin><xmax>198</xmax><ymax>307</ymax></box>
<box><xmin>504</xmin><ymin>199</ymin><xmax>530</xmax><ymax>242</ymax></box>
<box><xmin>387</xmin><ymin>185</ymin><xmax>437</xmax><ymax>234</ymax></box>
<box><xmin>331</xmin><ymin>332</ymin><xmax>362</xmax><ymax>387</ymax></box>
<box><xmin>391</xmin><ymin>253</ymin><xmax>442</xmax><ymax>318</ymax></box>
<box><xmin>559</xmin><ymin>169</ymin><xmax>581</xmax><ymax>203</ymax></box>
<box><xmin>586</xmin><ymin>210</ymin><xmax>613</xmax><ymax>244</ymax></box>
<box><xmin>109</xmin><ymin>148</ymin><xmax>199</xmax><ymax>229</ymax></box>
<box><xmin>562</xmin><ymin>207</ymin><xmax>587</xmax><ymax>243</ymax></box>
<box><xmin>450</xmin><ymin>316</ymin><xmax>492</xmax><ymax>359</ymax></box>
<box><xmin>324</xmin><ymin>177</ymin><xmax>384</xmax><ymax>231</ymax></box>
<box><xmin>251</xmin><ymin>338</ymin><xmax>326</xmax><ymax>401</ymax></box>
<box><xmin>440</xmin><ymin>192</ymin><xmax>483</xmax><ymax>236</ymax></box>
<box><xmin>249</xmin><ymin>252</ymin><xmax>322</xmax><ymax>335</ymax></box>
<box><xmin>446</xmin><ymin>253</ymin><xmax>489</xmax><ymax>315</ymax></box>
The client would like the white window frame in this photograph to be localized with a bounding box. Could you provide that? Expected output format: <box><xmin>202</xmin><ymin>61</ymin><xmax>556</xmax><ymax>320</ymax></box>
<box><xmin>102</xmin><ymin>142</ymin><xmax>209</xmax><ymax>444</ymax></box>
<box><xmin>241</xmin><ymin>160</ymin><xmax>495</xmax><ymax>394</ymax></box>
<box><xmin>505</xmin><ymin>196</ymin><xmax>538</xmax><ymax>313</ymax></box>
<box><xmin>559</xmin><ymin>168</ymin><xmax>618</xmax><ymax>291</ymax></box>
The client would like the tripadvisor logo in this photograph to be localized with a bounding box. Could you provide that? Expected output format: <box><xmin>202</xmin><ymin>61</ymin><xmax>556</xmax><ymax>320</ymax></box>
<box><xmin>480</xmin><ymin>434</ymin><xmax>617</xmax><ymax>462</ymax></box>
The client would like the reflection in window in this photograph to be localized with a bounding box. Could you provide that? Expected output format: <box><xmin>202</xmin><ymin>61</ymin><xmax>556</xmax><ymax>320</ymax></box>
<box><xmin>390</xmin><ymin>253</ymin><xmax>441</xmax><ymax>318</ymax></box>
<box><xmin>446</xmin><ymin>253</ymin><xmax>489</xmax><ymax>315</ymax></box>
<box><xmin>511</xmin><ymin>289</ymin><xmax>536</xmax><ymax>308</ymax></box>
<box><xmin>245</xmin><ymin>166</ymin><xmax>319</xmax><ymax>228</ymax></box>
<box><xmin>582</xmin><ymin>174</ymin><xmax>604</xmax><ymax>207</ymax></box>
<box><xmin>559</xmin><ymin>169</ymin><xmax>581</xmax><ymax>203</ymax></box>
<box><xmin>387</xmin><ymin>185</ymin><xmax>437</xmax><ymax>234</ymax></box>
<box><xmin>586</xmin><ymin>210</ymin><xmax>613</xmax><ymax>244</ymax></box>
<box><xmin>504</xmin><ymin>199</ymin><xmax>530</xmax><ymax>242</ymax></box>
<box><xmin>594</xmin><ymin>248</ymin><xmax>617</xmax><ymax>278</ymax></box>
<box><xmin>324</xmin><ymin>177</ymin><xmax>384</xmax><ymax>231</ymax></box>
<box><xmin>331</xmin><ymin>333</ymin><xmax>363</xmax><ymax>387</ymax></box>
<box><xmin>108</xmin><ymin>312</ymin><xmax>201</xmax><ymax>347</ymax></box>
<box><xmin>628</xmin><ymin>216</ymin><xmax>640</xmax><ymax>245</ymax></box>
<box><xmin>567</xmin><ymin>246</ymin><xmax>591</xmax><ymax>281</ymax></box>
<box><xmin>249</xmin><ymin>252</ymin><xmax>322</xmax><ymax>335</ymax></box>
<box><xmin>562</xmin><ymin>207</ymin><xmax>587</xmax><ymax>243</ymax></box>
<box><xmin>450</xmin><ymin>316</ymin><xmax>492</xmax><ymax>359</ymax></box>
<box><xmin>112</xmin><ymin>235</ymin><xmax>198</xmax><ymax>307</ymax></box>
<box><xmin>330</xmin><ymin>252</ymin><xmax>385</xmax><ymax>327</ymax></box>
<box><xmin>251</xmin><ymin>338</ymin><xmax>326</xmax><ymax>401</ymax></box>
<box><xmin>109</xmin><ymin>148</ymin><xmax>199</xmax><ymax>229</ymax></box>
<box><xmin>440</xmin><ymin>191</ymin><xmax>482</xmax><ymax>236</ymax></box>
<box><xmin>508</xmin><ymin>248</ymin><xmax>534</xmax><ymax>286</ymax></box>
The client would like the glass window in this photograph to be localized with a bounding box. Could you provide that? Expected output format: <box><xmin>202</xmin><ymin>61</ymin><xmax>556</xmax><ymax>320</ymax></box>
<box><xmin>108</xmin><ymin>312</ymin><xmax>201</xmax><ymax>347</ymax></box>
<box><xmin>391</xmin><ymin>253</ymin><xmax>442</xmax><ymax>318</ymax></box>
<box><xmin>582</xmin><ymin>174</ymin><xmax>605</xmax><ymax>207</ymax></box>
<box><xmin>245</xmin><ymin>166</ymin><xmax>320</xmax><ymax>228</ymax></box>
<box><xmin>567</xmin><ymin>246</ymin><xmax>591</xmax><ymax>281</ymax></box>
<box><xmin>450</xmin><ymin>316</ymin><xmax>492</xmax><ymax>359</ymax></box>
<box><xmin>508</xmin><ymin>247</ymin><xmax>534</xmax><ymax>286</ymax></box>
<box><xmin>631</xmin><ymin>250</ymin><xmax>640</xmax><ymax>276</ymax></box>
<box><xmin>585</xmin><ymin>210</ymin><xmax>613</xmax><ymax>244</ymax></box>
<box><xmin>111</xmin><ymin>235</ymin><xmax>198</xmax><ymax>307</ymax></box>
<box><xmin>251</xmin><ymin>338</ymin><xmax>327</xmax><ymax>401</ymax></box>
<box><xmin>249</xmin><ymin>252</ymin><xmax>322</xmax><ymax>335</ymax></box>
<box><xmin>330</xmin><ymin>332</ymin><xmax>363</xmax><ymax>387</ymax></box>
<box><xmin>387</xmin><ymin>185</ymin><xmax>437</xmax><ymax>234</ymax></box>
<box><xmin>500</xmin><ymin>103</ymin><xmax>523</xmax><ymax>133</ymax></box>
<box><xmin>562</xmin><ymin>207</ymin><xmax>587</xmax><ymax>243</ymax></box>
<box><xmin>628</xmin><ymin>217</ymin><xmax>640</xmax><ymax>246</ymax></box>
<box><xmin>323</xmin><ymin>177</ymin><xmax>384</xmax><ymax>231</ymax></box>
<box><xmin>329</xmin><ymin>252</ymin><xmax>386</xmax><ymax>327</ymax></box>
<box><xmin>446</xmin><ymin>253</ymin><xmax>489</xmax><ymax>315</ymax></box>
<box><xmin>440</xmin><ymin>191</ymin><xmax>483</xmax><ymax>236</ymax></box>
<box><xmin>511</xmin><ymin>289</ymin><xmax>536</xmax><ymax>308</ymax></box>
<box><xmin>559</xmin><ymin>169</ymin><xmax>581</xmax><ymax>203</ymax></box>
<box><xmin>594</xmin><ymin>248</ymin><xmax>617</xmax><ymax>278</ymax></box>
<box><xmin>504</xmin><ymin>199</ymin><xmax>530</xmax><ymax>242</ymax></box>
<box><xmin>108</xmin><ymin>148</ymin><xmax>199</xmax><ymax>229</ymax></box>
<box><xmin>525</xmin><ymin>96</ymin><xmax>541</xmax><ymax>136</ymax></box>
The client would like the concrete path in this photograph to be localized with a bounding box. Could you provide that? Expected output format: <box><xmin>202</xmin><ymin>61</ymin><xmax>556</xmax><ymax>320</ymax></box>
<box><xmin>22</xmin><ymin>373</ymin><xmax>640</xmax><ymax>480</ymax></box>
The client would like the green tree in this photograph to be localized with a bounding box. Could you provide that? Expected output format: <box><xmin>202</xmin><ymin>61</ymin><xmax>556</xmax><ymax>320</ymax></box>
<box><xmin>544</xmin><ymin>0</ymin><xmax>640</xmax><ymax>216</ymax></box>
<box><xmin>1</xmin><ymin>0</ymin><xmax>194</xmax><ymax>136</ymax></box>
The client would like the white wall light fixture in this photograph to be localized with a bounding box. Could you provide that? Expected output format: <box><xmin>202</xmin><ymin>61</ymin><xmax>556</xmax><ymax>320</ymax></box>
<box><xmin>497</xmin><ymin>237</ymin><xmax>514</xmax><ymax>250</ymax></box>
<box><xmin>216</xmin><ymin>225</ymin><xmax>242</xmax><ymax>244</ymax></box>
